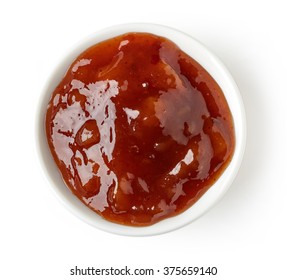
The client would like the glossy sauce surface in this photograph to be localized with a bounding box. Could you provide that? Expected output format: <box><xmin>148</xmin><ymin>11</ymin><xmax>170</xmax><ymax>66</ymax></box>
<box><xmin>46</xmin><ymin>33</ymin><xmax>235</xmax><ymax>226</ymax></box>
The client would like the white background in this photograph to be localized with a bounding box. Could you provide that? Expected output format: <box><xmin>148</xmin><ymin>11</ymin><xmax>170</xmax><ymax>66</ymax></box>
<box><xmin>1</xmin><ymin>0</ymin><xmax>287</xmax><ymax>279</ymax></box>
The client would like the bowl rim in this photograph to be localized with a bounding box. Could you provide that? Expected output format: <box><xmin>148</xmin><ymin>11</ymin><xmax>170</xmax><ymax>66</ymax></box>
<box><xmin>35</xmin><ymin>23</ymin><xmax>246</xmax><ymax>236</ymax></box>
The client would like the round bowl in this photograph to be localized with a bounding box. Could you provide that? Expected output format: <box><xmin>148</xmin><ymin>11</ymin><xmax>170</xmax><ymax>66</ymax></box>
<box><xmin>36</xmin><ymin>23</ymin><xmax>246</xmax><ymax>236</ymax></box>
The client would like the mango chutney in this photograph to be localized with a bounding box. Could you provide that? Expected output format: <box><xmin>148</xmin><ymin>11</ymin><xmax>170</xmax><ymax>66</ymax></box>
<box><xmin>45</xmin><ymin>33</ymin><xmax>235</xmax><ymax>226</ymax></box>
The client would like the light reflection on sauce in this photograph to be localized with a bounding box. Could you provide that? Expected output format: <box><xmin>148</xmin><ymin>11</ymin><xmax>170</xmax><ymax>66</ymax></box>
<box><xmin>46</xmin><ymin>33</ymin><xmax>235</xmax><ymax>226</ymax></box>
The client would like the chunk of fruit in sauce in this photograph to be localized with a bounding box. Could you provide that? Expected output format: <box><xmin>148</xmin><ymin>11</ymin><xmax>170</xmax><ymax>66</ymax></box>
<box><xmin>46</xmin><ymin>33</ymin><xmax>235</xmax><ymax>226</ymax></box>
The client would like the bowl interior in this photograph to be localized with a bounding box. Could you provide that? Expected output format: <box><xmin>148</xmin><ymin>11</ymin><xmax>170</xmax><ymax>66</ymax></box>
<box><xmin>36</xmin><ymin>23</ymin><xmax>245</xmax><ymax>236</ymax></box>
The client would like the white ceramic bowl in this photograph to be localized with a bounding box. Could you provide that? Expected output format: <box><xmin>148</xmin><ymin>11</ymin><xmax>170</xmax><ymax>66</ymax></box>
<box><xmin>36</xmin><ymin>23</ymin><xmax>246</xmax><ymax>236</ymax></box>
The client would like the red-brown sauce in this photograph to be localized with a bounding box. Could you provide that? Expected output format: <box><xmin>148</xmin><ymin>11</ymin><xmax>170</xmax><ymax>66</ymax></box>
<box><xmin>46</xmin><ymin>33</ymin><xmax>235</xmax><ymax>226</ymax></box>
